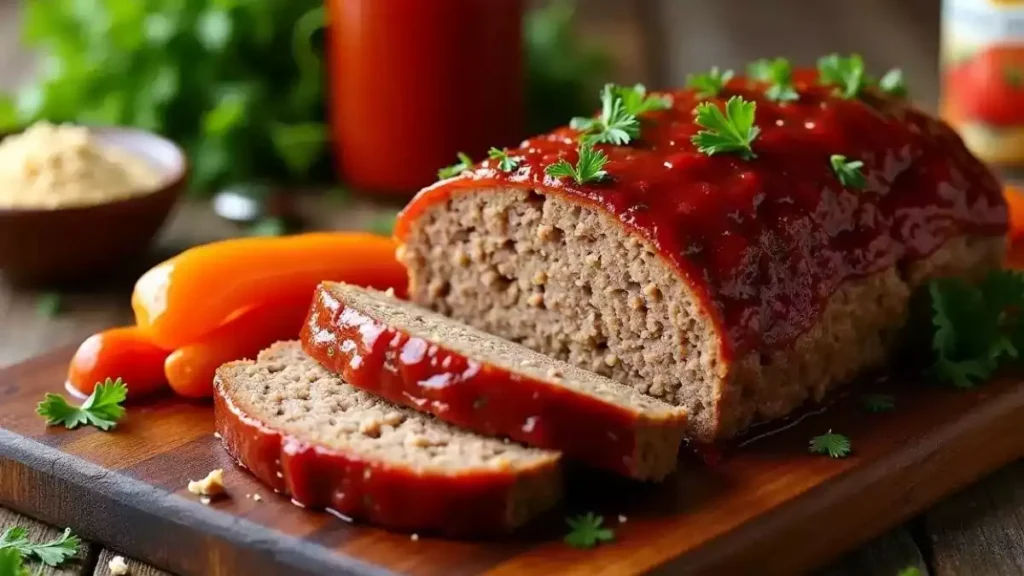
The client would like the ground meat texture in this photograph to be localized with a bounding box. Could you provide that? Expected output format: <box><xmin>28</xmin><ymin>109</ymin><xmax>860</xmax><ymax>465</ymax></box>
<box><xmin>301</xmin><ymin>282</ymin><xmax>688</xmax><ymax>480</ymax></box>
<box><xmin>214</xmin><ymin>341</ymin><xmax>561</xmax><ymax>534</ymax></box>
<box><xmin>397</xmin><ymin>189</ymin><xmax>1005</xmax><ymax>442</ymax></box>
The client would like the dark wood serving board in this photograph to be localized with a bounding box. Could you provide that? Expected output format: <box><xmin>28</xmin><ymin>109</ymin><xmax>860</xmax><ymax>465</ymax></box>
<box><xmin>1</xmin><ymin>347</ymin><xmax>1022</xmax><ymax>576</ymax></box>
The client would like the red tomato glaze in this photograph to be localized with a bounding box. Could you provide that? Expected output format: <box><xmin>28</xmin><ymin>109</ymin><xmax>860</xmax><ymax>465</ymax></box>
<box><xmin>397</xmin><ymin>70</ymin><xmax>1009</xmax><ymax>361</ymax></box>
<box><xmin>214</xmin><ymin>380</ymin><xmax>548</xmax><ymax>535</ymax></box>
<box><xmin>300</xmin><ymin>285</ymin><xmax>683</xmax><ymax>479</ymax></box>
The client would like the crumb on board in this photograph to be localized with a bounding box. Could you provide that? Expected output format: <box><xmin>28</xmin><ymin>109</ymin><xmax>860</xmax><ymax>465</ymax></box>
<box><xmin>253</xmin><ymin>493</ymin><xmax>262</xmax><ymax>502</ymax></box>
<box><xmin>108</xmin><ymin>555</ymin><xmax>129</xmax><ymax>575</ymax></box>
<box><xmin>618</xmin><ymin>515</ymin><xmax>628</xmax><ymax>524</ymax></box>
<box><xmin>187</xmin><ymin>469</ymin><xmax>225</xmax><ymax>497</ymax></box>
<box><xmin>199</xmin><ymin>496</ymin><xmax>211</xmax><ymax>506</ymax></box>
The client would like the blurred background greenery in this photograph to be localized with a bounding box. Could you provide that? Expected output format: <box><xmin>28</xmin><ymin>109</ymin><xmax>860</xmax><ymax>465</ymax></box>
<box><xmin>0</xmin><ymin>0</ymin><xmax>610</xmax><ymax>196</ymax></box>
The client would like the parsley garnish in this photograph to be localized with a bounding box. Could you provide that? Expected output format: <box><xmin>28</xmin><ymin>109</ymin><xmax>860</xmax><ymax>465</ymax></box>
<box><xmin>616</xmin><ymin>83</ymin><xmax>672</xmax><ymax>115</ymax></box>
<box><xmin>829</xmin><ymin>154</ymin><xmax>866</xmax><ymax>189</ymax></box>
<box><xmin>437</xmin><ymin>152</ymin><xmax>474</xmax><ymax>179</ymax></box>
<box><xmin>809</xmin><ymin>430</ymin><xmax>851</xmax><ymax>458</ymax></box>
<box><xmin>878</xmin><ymin>68</ymin><xmax>907</xmax><ymax>98</ymax></box>
<box><xmin>487</xmin><ymin>147</ymin><xmax>521</xmax><ymax>172</ymax></box>
<box><xmin>570</xmin><ymin>84</ymin><xmax>640</xmax><ymax>145</ymax></box>
<box><xmin>928</xmin><ymin>271</ymin><xmax>1024</xmax><ymax>389</ymax></box>
<box><xmin>37</xmin><ymin>377</ymin><xmax>128</xmax><ymax>431</ymax></box>
<box><xmin>0</xmin><ymin>548</ymin><xmax>27</xmax><ymax>576</ymax></box>
<box><xmin>545</xmin><ymin>141</ymin><xmax>609</xmax><ymax>184</ymax></box>
<box><xmin>685</xmin><ymin>67</ymin><xmax>735</xmax><ymax>99</ymax></box>
<box><xmin>0</xmin><ymin>527</ymin><xmax>80</xmax><ymax>567</ymax></box>
<box><xmin>36</xmin><ymin>292</ymin><xmax>62</xmax><ymax>318</ymax></box>
<box><xmin>747</xmin><ymin>58</ymin><xmax>799</xmax><ymax>102</ymax></box>
<box><xmin>691</xmin><ymin>96</ymin><xmax>760</xmax><ymax>160</ymax></box>
<box><xmin>570</xmin><ymin>83</ymin><xmax>670</xmax><ymax>145</ymax></box>
<box><xmin>564</xmin><ymin>513</ymin><xmax>615</xmax><ymax>549</ymax></box>
<box><xmin>861</xmin><ymin>393</ymin><xmax>895</xmax><ymax>413</ymax></box>
<box><xmin>818</xmin><ymin>53</ymin><xmax>866</xmax><ymax>99</ymax></box>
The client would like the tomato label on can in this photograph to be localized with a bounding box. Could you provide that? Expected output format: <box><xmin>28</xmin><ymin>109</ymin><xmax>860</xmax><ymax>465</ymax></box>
<box><xmin>941</xmin><ymin>0</ymin><xmax>1024</xmax><ymax>166</ymax></box>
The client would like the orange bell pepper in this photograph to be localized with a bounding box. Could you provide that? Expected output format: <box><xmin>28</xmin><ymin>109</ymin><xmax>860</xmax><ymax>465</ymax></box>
<box><xmin>67</xmin><ymin>326</ymin><xmax>171</xmax><ymax>399</ymax></box>
<box><xmin>164</xmin><ymin>296</ymin><xmax>312</xmax><ymax>398</ymax></box>
<box><xmin>133</xmin><ymin>232</ymin><xmax>407</xmax><ymax>350</ymax></box>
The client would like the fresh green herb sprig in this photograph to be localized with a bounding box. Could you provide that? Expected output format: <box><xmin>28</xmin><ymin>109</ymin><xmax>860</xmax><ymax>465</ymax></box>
<box><xmin>0</xmin><ymin>547</ymin><xmax>28</xmax><ymax>576</ymax></box>
<box><xmin>487</xmin><ymin>147</ymin><xmax>521</xmax><ymax>172</ymax></box>
<box><xmin>570</xmin><ymin>83</ymin><xmax>670</xmax><ymax>145</ymax></box>
<box><xmin>861</xmin><ymin>394</ymin><xmax>896</xmax><ymax>413</ymax></box>
<box><xmin>437</xmin><ymin>152</ymin><xmax>474</xmax><ymax>180</ymax></box>
<box><xmin>0</xmin><ymin>527</ymin><xmax>80</xmax><ymax>567</ymax></box>
<box><xmin>830</xmin><ymin>154</ymin><xmax>866</xmax><ymax>189</ymax></box>
<box><xmin>545</xmin><ymin>141</ymin><xmax>609</xmax><ymax>184</ymax></box>
<box><xmin>691</xmin><ymin>96</ymin><xmax>760</xmax><ymax>160</ymax></box>
<box><xmin>686</xmin><ymin>67</ymin><xmax>735</xmax><ymax>100</ymax></box>
<box><xmin>878</xmin><ymin>68</ymin><xmax>907</xmax><ymax>98</ymax></box>
<box><xmin>809</xmin><ymin>430</ymin><xmax>851</xmax><ymax>458</ymax></box>
<box><xmin>37</xmin><ymin>378</ymin><xmax>128</xmax><ymax>431</ymax></box>
<box><xmin>564</xmin><ymin>513</ymin><xmax>615</xmax><ymax>549</ymax></box>
<box><xmin>818</xmin><ymin>53</ymin><xmax>867</xmax><ymax>99</ymax></box>
<box><xmin>928</xmin><ymin>271</ymin><xmax>1024</xmax><ymax>389</ymax></box>
<box><xmin>747</xmin><ymin>58</ymin><xmax>799</xmax><ymax>102</ymax></box>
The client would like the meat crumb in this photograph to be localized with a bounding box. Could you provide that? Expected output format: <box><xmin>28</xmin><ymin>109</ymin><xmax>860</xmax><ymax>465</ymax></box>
<box><xmin>108</xmin><ymin>555</ymin><xmax>130</xmax><ymax>575</ymax></box>
<box><xmin>187</xmin><ymin>469</ymin><xmax>225</xmax><ymax>497</ymax></box>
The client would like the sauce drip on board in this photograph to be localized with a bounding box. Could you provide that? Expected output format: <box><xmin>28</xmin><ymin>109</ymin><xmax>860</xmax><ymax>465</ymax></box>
<box><xmin>397</xmin><ymin>69</ymin><xmax>1009</xmax><ymax>361</ymax></box>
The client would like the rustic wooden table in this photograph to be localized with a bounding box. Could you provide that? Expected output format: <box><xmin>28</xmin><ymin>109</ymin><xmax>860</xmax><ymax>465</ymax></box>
<box><xmin>1</xmin><ymin>0</ymin><xmax>1022</xmax><ymax>574</ymax></box>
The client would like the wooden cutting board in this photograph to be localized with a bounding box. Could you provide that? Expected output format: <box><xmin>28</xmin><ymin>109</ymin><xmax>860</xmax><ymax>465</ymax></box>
<box><xmin>1</xmin><ymin>348</ymin><xmax>1022</xmax><ymax>576</ymax></box>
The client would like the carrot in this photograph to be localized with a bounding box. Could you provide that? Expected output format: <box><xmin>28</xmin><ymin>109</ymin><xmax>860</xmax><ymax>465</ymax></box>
<box><xmin>132</xmin><ymin>232</ymin><xmax>407</xmax><ymax>350</ymax></box>
<box><xmin>164</xmin><ymin>297</ymin><xmax>311</xmax><ymax>398</ymax></box>
<box><xmin>67</xmin><ymin>327</ymin><xmax>170</xmax><ymax>399</ymax></box>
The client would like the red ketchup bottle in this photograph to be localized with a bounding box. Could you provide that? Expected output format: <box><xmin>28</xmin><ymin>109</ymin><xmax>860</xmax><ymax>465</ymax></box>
<box><xmin>327</xmin><ymin>0</ymin><xmax>525</xmax><ymax>196</ymax></box>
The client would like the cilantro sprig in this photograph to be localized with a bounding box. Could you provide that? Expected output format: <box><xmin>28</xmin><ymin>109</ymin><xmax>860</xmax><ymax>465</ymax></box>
<box><xmin>685</xmin><ymin>67</ymin><xmax>734</xmax><ymax>99</ymax></box>
<box><xmin>570</xmin><ymin>83</ymin><xmax>670</xmax><ymax>145</ymax></box>
<box><xmin>564</xmin><ymin>513</ymin><xmax>615</xmax><ymax>549</ymax></box>
<box><xmin>809</xmin><ymin>430</ymin><xmax>852</xmax><ymax>458</ymax></box>
<box><xmin>928</xmin><ymin>271</ymin><xmax>1024</xmax><ymax>389</ymax></box>
<box><xmin>0</xmin><ymin>527</ymin><xmax>80</xmax><ymax>567</ymax></box>
<box><xmin>691</xmin><ymin>96</ymin><xmax>760</xmax><ymax>160</ymax></box>
<box><xmin>818</xmin><ymin>53</ymin><xmax>866</xmax><ymax>99</ymax></box>
<box><xmin>487</xmin><ymin>147</ymin><xmax>521</xmax><ymax>172</ymax></box>
<box><xmin>545</xmin><ymin>141</ymin><xmax>609</xmax><ymax>184</ymax></box>
<box><xmin>829</xmin><ymin>154</ymin><xmax>866</xmax><ymax>189</ymax></box>
<box><xmin>37</xmin><ymin>377</ymin><xmax>128</xmax><ymax>431</ymax></box>
<box><xmin>747</xmin><ymin>58</ymin><xmax>799</xmax><ymax>102</ymax></box>
<box><xmin>437</xmin><ymin>152</ymin><xmax>474</xmax><ymax>180</ymax></box>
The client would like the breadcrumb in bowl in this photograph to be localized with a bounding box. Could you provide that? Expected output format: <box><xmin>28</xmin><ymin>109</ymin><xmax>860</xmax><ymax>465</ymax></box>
<box><xmin>0</xmin><ymin>124</ymin><xmax>186</xmax><ymax>286</ymax></box>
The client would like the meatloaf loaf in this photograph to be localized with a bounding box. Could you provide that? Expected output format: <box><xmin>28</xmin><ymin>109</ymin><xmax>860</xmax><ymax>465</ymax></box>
<box><xmin>301</xmin><ymin>281</ymin><xmax>688</xmax><ymax>480</ymax></box>
<box><xmin>394</xmin><ymin>69</ymin><xmax>1009</xmax><ymax>442</ymax></box>
<box><xmin>214</xmin><ymin>341</ymin><xmax>561</xmax><ymax>535</ymax></box>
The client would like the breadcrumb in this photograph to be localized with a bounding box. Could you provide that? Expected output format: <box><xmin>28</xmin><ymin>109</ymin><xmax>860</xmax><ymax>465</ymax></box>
<box><xmin>187</xmin><ymin>469</ymin><xmax>225</xmax><ymax>497</ymax></box>
<box><xmin>108</xmin><ymin>555</ymin><xmax>130</xmax><ymax>575</ymax></box>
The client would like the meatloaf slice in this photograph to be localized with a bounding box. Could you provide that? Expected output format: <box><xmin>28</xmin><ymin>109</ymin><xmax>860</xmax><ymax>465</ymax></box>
<box><xmin>214</xmin><ymin>341</ymin><xmax>561</xmax><ymax>535</ymax></box>
<box><xmin>394</xmin><ymin>70</ymin><xmax>1009</xmax><ymax>442</ymax></box>
<box><xmin>301</xmin><ymin>282</ymin><xmax>687</xmax><ymax>481</ymax></box>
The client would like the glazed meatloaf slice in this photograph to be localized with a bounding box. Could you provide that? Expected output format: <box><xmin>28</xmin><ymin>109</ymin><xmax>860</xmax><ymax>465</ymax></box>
<box><xmin>394</xmin><ymin>68</ymin><xmax>1009</xmax><ymax>443</ymax></box>
<box><xmin>214</xmin><ymin>341</ymin><xmax>561</xmax><ymax>535</ymax></box>
<box><xmin>301</xmin><ymin>281</ymin><xmax>687</xmax><ymax>481</ymax></box>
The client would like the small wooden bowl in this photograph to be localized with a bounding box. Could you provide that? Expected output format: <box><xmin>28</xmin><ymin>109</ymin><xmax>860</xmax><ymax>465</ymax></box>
<box><xmin>0</xmin><ymin>126</ymin><xmax>187</xmax><ymax>286</ymax></box>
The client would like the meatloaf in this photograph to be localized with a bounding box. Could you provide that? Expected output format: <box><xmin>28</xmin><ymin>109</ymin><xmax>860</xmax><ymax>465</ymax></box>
<box><xmin>214</xmin><ymin>341</ymin><xmax>561</xmax><ymax>535</ymax></box>
<box><xmin>301</xmin><ymin>281</ymin><xmax>688</xmax><ymax>480</ymax></box>
<box><xmin>394</xmin><ymin>69</ymin><xmax>1009</xmax><ymax>442</ymax></box>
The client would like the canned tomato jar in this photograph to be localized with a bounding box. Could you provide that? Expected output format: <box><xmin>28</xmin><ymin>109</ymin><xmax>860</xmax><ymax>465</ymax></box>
<box><xmin>941</xmin><ymin>0</ymin><xmax>1024</xmax><ymax>167</ymax></box>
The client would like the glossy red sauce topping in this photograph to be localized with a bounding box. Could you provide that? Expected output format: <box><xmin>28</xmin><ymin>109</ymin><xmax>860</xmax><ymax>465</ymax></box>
<box><xmin>214</xmin><ymin>378</ymin><xmax>541</xmax><ymax>535</ymax></box>
<box><xmin>397</xmin><ymin>70</ymin><xmax>1008</xmax><ymax>360</ymax></box>
<box><xmin>300</xmin><ymin>285</ymin><xmax>671</xmax><ymax>478</ymax></box>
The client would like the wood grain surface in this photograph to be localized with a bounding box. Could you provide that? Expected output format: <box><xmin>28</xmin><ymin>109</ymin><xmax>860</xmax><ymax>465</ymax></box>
<box><xmin>1</xmin><ymin>340</ymin><xmax>1022</xmax><ymax>575</ymax></box>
